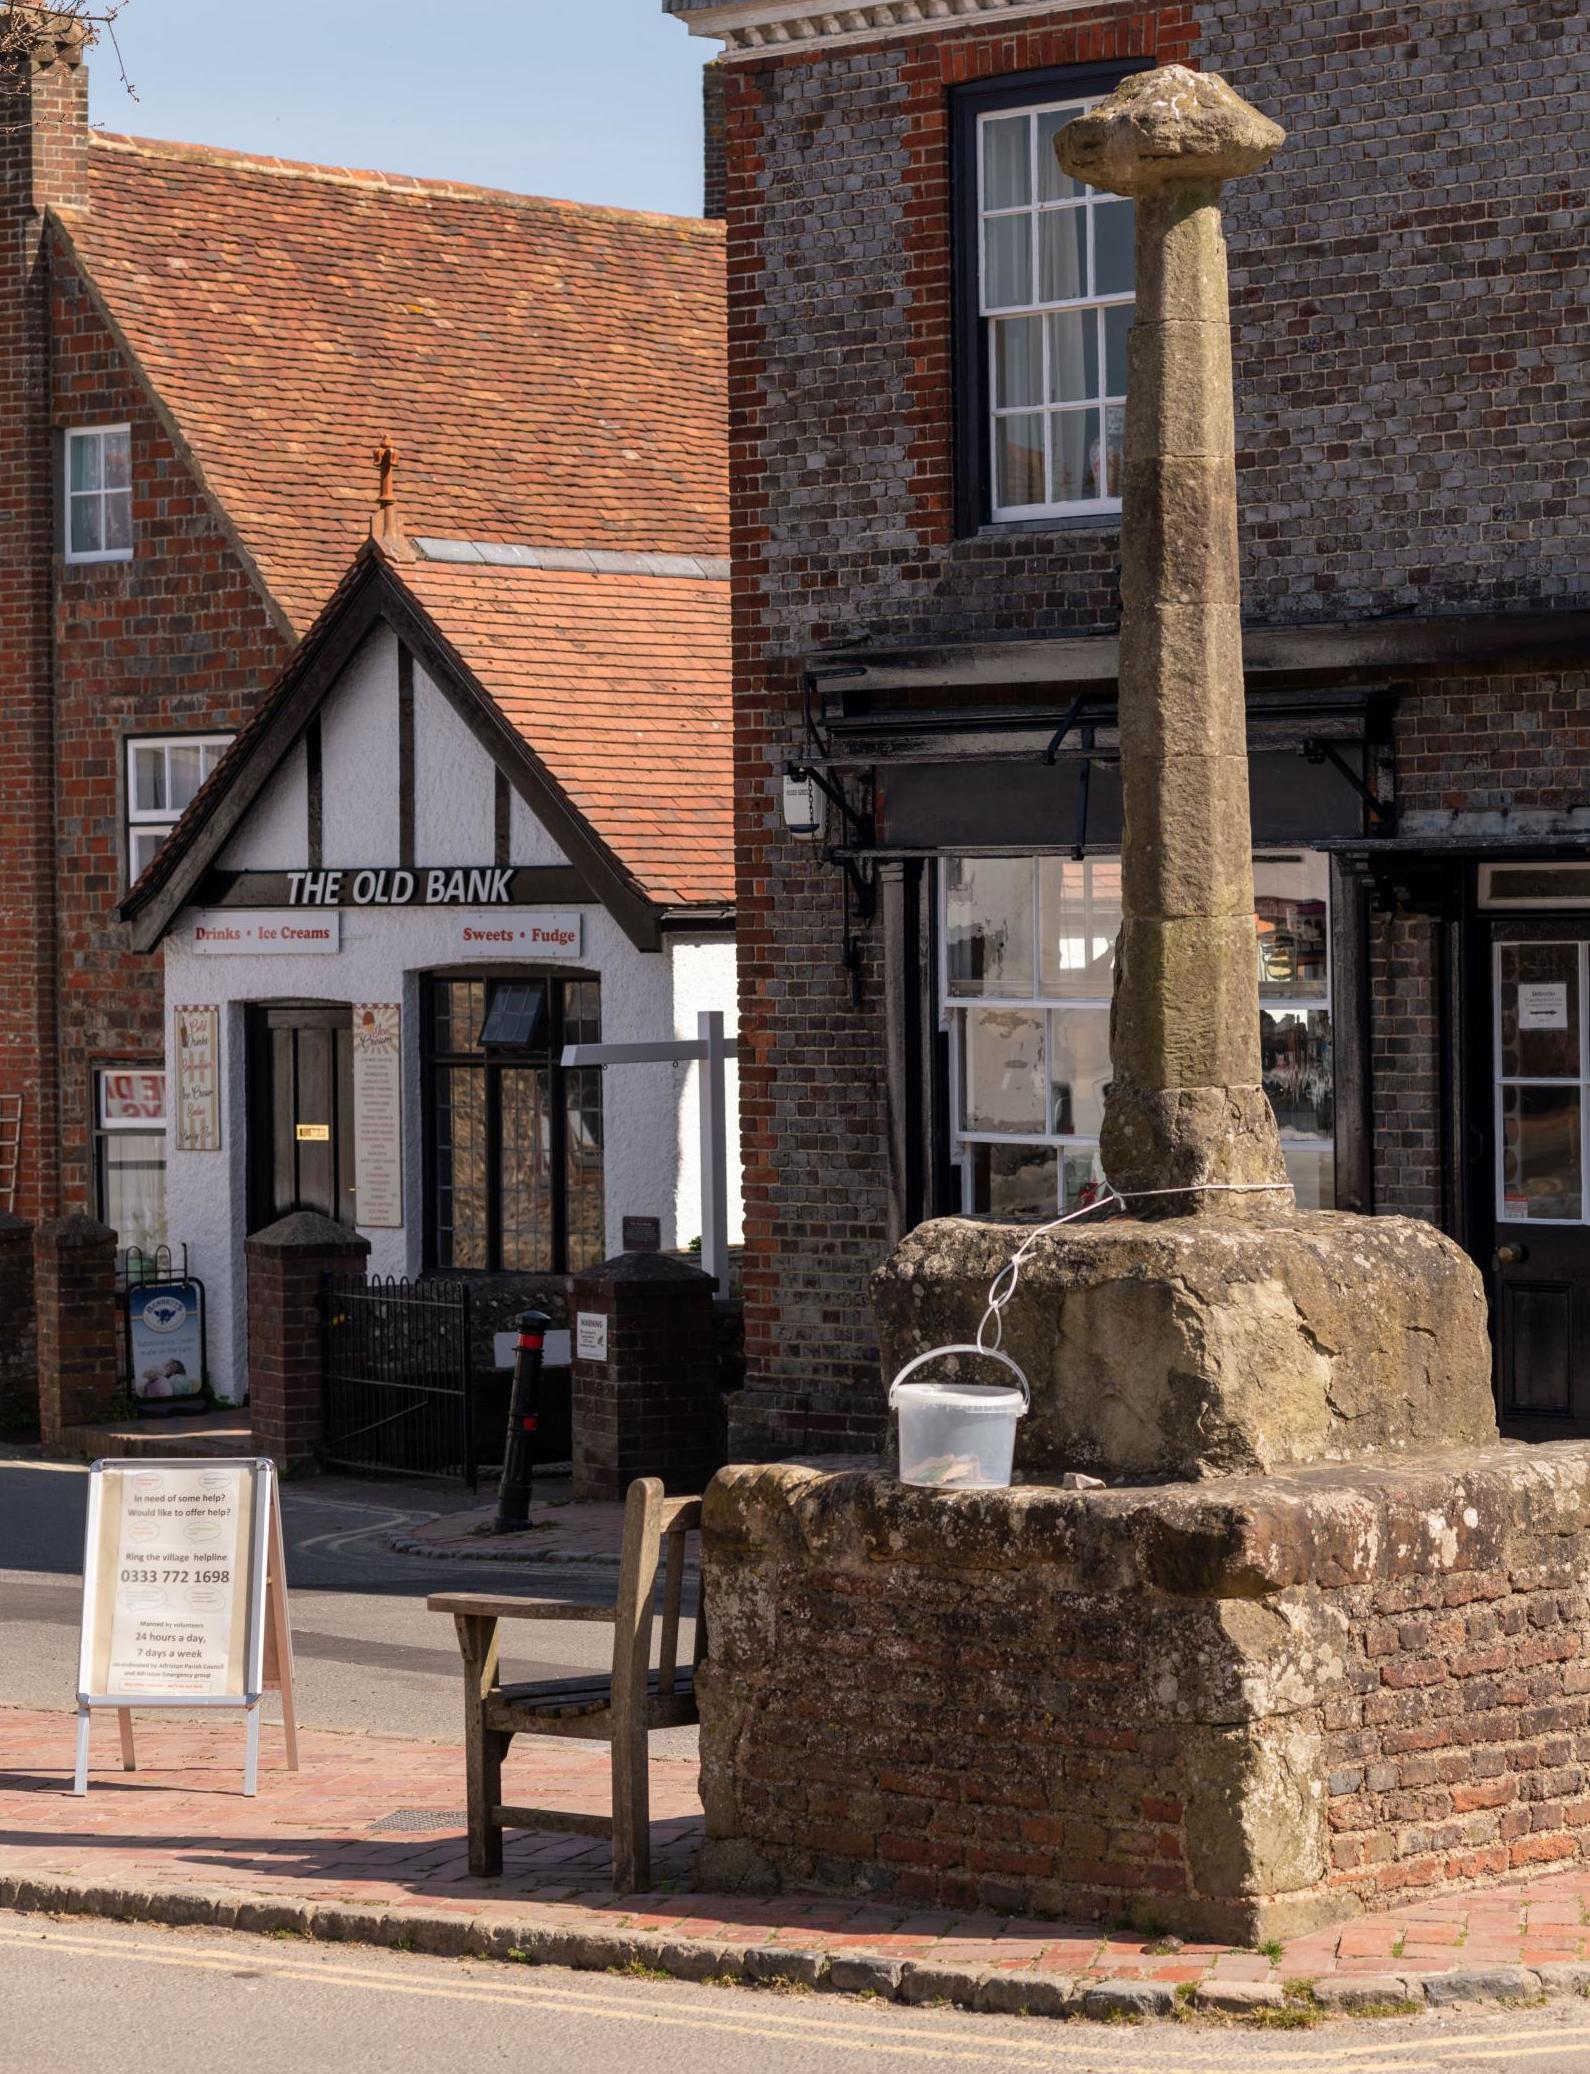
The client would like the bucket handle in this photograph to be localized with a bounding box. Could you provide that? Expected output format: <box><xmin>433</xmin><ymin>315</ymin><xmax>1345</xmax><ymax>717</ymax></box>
<box><xmin>887</xmin><ymin>1343</ymin><xmax>1030</xmax><ymax>1414</ymax></box>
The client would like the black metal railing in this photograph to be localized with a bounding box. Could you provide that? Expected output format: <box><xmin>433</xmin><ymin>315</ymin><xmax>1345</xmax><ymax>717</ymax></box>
<box><xmin>320</xmin><ymin>1273</ymin><xmax>478</xmax><ymax>1489</ymax></box>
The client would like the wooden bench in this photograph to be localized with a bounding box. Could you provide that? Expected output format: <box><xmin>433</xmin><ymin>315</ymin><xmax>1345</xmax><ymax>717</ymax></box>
<box><xmin>428</xmin><ymin>1477</ymin><xmax>702</xmax><ymax>1892</ymax></box>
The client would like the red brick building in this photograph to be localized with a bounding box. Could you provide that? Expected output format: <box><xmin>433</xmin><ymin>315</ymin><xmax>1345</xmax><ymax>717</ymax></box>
<box><xmin>0</xmin><ymin>14</ymin><xmax>727</xmax><ymax>1268</ymax></box>
<box><xmin>663</xmin><ymin>0</ymin><xmax>1590</xmax><ymax>1454</ymax></box>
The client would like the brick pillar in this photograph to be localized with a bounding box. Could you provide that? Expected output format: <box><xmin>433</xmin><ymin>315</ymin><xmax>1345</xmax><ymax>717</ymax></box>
<box><xmin>0</xmin><ymin>16</ymin><xmax>90</xmax><ymax>1224</ymax></box>
<box><xmin>0</xmin><ymin>1210</ymin><xmax>37</xmax><ymax>1435</ymax></box>
<box><xmin>34</xmin><ymin>1210</ymin><xmax>115</xmax><ymax>1441</ymax></box>
<box><xmin>571</xmin><ymin>1251</ymin><xmax>717</xmax><ymax>1500</ymax></box>
<box><xmin>245</xmin><ymin>1211</ymin><xmax>370</xmax><ymax>1474</ymax></box>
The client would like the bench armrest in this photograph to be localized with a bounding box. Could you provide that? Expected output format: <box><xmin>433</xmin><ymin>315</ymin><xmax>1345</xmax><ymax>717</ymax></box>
<box><xmin>428</xmin><ymin>1592</ymin><xmax>615</xmax><ymax>1623</ymax></box>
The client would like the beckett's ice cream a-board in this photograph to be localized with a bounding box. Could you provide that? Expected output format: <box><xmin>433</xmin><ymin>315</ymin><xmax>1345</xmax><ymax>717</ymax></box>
<box><xmin>74</xmin><ymin>1458</ymin><xmax>297</xmax><ymax>1796</ymax></box>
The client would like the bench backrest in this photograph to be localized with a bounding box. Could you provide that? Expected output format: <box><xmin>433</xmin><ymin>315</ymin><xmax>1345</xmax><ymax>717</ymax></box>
<box><xmin>612</xmin><ymin>1478</ymin><xmax>703</xmax><ymax>1714</ymax></box>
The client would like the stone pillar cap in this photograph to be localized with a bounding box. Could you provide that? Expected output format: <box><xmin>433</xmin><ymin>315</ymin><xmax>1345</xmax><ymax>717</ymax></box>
<box><xmin>244</xmin><ymin>1211</ymin><xmax>372</xmax><ymax>1256</ymax></box>
<box><xmin>1057</xmin><ymin>64</ymin><xmax>1284</xmax><ymax>197</ymax></box>
<box><xmin>575</xmin><ymin>1249</ymin><xmax>714</xmax><ymax>1286</ymax></box>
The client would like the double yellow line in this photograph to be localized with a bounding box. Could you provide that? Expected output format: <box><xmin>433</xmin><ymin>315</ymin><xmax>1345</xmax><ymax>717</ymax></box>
<box><xmin>0</xmin><ymin>1919</ymin><xmax>1583</xmax><ymax>2071</ymax></box>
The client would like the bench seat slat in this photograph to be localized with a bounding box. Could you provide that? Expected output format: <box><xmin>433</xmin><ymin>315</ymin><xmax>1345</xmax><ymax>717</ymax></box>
<box><xmin>495</xmin><ymin>1666</ymin><xmax>696</xmax><ymax>1721</ymax></box>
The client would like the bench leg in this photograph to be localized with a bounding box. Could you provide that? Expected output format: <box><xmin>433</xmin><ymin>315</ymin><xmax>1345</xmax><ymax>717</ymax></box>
<box><xmin>611</xmin><ymin>1710</ymin><xmax>651</xmax><ymax>1894</ymax></box>
<box><xmin>467</xmin><ymin>1721</ymin><xmax>506</xmax><ymax>1879</ymax></box>
<box><xmin>456</xmin><ymin>1612</ymin><xmax>504</xmax><ymax>1878</ymax></box>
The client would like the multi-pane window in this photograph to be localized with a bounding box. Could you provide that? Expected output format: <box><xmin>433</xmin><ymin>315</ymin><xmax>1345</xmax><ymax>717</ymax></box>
<box><xmin>943</xmin><ymin>852</ymin><xmax>1335</xmax><ymax>1216</ymax></box>
<box><xmin>425</xmin><ymin>976</ymin><xmax>604</xmax><ymax>1274</ymax></box>
<box><xmin>1494</xmin><ymin>941</ymin><xmax>1588</xmax><ymax>1225</ymax></box>
<box><xmin>978</xmin><ymin>101</ymin><xmax>1134</xmax><ymax>520</ymax></box>
<box><xmin>94</xmin><ymin>1066</ymin><xmax>167</xmax><ymax>1258</ymax></box>
<box><xmin>65</xmin><ymin>425</ymin><xmax>133</xmax><ymax>562</ymax></box>
<box><xmin>126</xmin><ymin>734</ymin><xmax>233</xmax><ymax>882</ymax></box>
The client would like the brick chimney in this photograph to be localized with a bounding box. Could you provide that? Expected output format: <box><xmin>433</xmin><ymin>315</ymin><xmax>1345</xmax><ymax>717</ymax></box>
<box><xmin>702</xmin><ymin>57</ymin><xmax>726</xmax><ymax>222</ymax></box>
<box><xmin>0</xmin><ymin>10</ymin><xmax>91</xmax><ymax>1221</ymax></box>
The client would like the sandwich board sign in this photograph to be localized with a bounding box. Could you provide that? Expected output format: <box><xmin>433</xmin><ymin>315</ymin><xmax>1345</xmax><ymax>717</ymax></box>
<box><xmin>74</xmin><ymin>1458</ymin><xmax>298</xmax><ymax>1797</ymax></box>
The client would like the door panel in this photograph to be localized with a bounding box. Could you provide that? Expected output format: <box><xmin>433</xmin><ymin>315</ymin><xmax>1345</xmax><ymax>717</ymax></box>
<box><xmin>1484</xmin><ymin>918</ymin><xmax>1590</xmax><ymax>1432</ymax></box>
<box><xmin>247</xmin><ymin>1005</ymin><xmax>355</xmax><ymax>1232</ymax></box>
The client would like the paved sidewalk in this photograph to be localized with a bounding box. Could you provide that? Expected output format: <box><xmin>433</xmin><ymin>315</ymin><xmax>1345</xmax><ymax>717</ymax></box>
<box><xmin>5</xmin><ymin>1704</ymin><xmax>1590</xmax><ymax>2018</ymax></box>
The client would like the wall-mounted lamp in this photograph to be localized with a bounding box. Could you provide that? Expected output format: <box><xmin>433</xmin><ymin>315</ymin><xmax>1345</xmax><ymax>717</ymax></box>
<box><xmin>781</xmin><ymin>766</ymin><xmax>827</xmax><ymax>841</ymax></box>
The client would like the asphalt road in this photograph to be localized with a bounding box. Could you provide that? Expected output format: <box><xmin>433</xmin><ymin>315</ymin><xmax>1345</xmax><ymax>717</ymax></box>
<box><xmin>7</xmin><ymin>1916</ymin><xmax>1590</xmax><ymax>2074</ymax></box>
<box><xmin>0</xmin><ymin>1451</ymin><xmax>699</xmax><ymax>1755</ymax></box>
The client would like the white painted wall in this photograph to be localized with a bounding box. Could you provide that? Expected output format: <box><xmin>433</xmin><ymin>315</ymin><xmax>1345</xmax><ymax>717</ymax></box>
<box><xmin>159</xmin><ymin>629</ymin><xmax>736</xmax><ymax>1402</ymax></box>
<box><xmin>667</xmin><ymin>935</ymin><xmax>744</xmax><ymax>1254</ymax></box>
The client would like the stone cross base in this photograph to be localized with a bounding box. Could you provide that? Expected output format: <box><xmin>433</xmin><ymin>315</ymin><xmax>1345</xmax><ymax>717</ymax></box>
<box><xmin>698</xmin><ymin>1449</ymin><xmax>1590</xmax><ymax>1942</ymax></box>
<box><xmin>871</xmin><ymin>1211</ymin><xmax>1498</xmax><ymax>1484</ymax></box>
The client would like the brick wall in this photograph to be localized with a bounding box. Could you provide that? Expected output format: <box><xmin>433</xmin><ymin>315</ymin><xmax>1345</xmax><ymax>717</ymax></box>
<box><xmin>0</xmin><ymin>36</ymin><xmax>86</xmax><ymax>1223</ymax></box>
<box><xmin>701</xmin><ymin>1452</ymin><xmax>1590</xmax><ymax>1935</ymax></box>
<box><xmin>49</xmin><ymin>251</ymin><xmax>289</xmax><ymax>1214</ymax></box>
<box><xmin>716</xmin><ymin>3</ymin><xmax>1588</xmax><ymax>1454</ymax></box>
<box><xmin>0</xmin><ymin>36</ymin><xmax>289</xmax><ymax>1231</ymax></box>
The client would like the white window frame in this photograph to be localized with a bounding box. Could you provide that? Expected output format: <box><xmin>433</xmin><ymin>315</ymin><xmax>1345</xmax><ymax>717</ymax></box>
<box><xmin>941</xmin><ymin>852</ymin><xmax>1335</xmax><ymax>1215</ymax></box>
<box><xmin>125</xmin><ymin>733</ymin><xmax>234</xmax><ymax>884</ymax></box>
<box><xmin>977</xmin><ymin>99</ymin><xmax>1134</xmax><ymax>524</ymax></box>
<box><xmin>64</xmin><ymin>423</ymin><xmax>134</xmax><ymax>565</ymax></box>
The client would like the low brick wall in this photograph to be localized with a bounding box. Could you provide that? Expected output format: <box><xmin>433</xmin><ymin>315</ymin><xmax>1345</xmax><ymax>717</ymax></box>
<box><xmin>698</xmin><ymin>1446</ymin><xmax>1590</xmax><ymax>1943</ymax></box>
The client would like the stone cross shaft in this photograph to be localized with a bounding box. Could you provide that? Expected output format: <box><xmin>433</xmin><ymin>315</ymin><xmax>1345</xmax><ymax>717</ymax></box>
<box><xmin>1058</xmin><ymin>67</ymin><xmax>1292</xmax><ymax>1212</ymax></box>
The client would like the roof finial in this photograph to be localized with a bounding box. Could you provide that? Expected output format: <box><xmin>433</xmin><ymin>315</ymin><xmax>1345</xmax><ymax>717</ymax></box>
<box><xmin>369</xmin><ymin>435</ymin><xmax>411</xmax><ymax>559</ymax></box>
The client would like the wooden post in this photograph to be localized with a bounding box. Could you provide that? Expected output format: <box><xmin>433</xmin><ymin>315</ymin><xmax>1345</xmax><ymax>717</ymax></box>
<box><xmin>455</xmin><ymin>1611</ymin><xmax>503</xmax><ymax>1876</ymax></box>
<box><xmin>609</xmin><ymin>1478</ymin><xmax>663</xmax><ymax>1894</ymax></box>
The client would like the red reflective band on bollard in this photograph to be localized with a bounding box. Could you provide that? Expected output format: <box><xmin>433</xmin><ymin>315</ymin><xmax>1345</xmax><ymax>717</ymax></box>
<box><xmin>522</xmin><ymin>1416</ymin><xmax>538</xmax><ymax>1432</ymax></box>
<box><xmin>518</xmin><ymin>1334</ymin><xmax>544</xmax><ymax>1353</ymax></box>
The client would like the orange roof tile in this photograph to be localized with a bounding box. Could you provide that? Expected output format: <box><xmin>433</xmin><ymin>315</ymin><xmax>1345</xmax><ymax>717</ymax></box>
<box><xmin>405</xmin><ymin>559</ymin><xmax>732</xmax><ymax>908</ymax></box>
<box><xmin>65</xmin><ymin>133</ymin><xmax>728</xmax><ymax>633</ymax></box>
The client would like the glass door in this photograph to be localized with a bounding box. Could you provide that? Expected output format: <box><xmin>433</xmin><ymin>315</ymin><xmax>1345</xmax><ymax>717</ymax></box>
<box><xmin>1490</xmin><ymin>931</ymin><xmax>1590</xmax><ymax>1426</ymax></box>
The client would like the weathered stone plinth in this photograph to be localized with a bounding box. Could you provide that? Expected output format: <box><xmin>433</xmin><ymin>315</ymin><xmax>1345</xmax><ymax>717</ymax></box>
<box><xmin>698</xmin><ymin>1448</ymin><xmax>1590</xmax><ymax>1941</ymax></box>
<box><xmin>873</xmin><ymin>1211</ymin><xmax>1498</xmax><ymax>1482</ymax></box>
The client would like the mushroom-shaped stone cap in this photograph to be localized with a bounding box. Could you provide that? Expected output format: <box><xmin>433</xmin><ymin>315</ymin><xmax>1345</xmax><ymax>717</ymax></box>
<box><xmin>1057</xmin><ymin>65</ymin><xmax>1284</xmax><ymax>197</ymax></box>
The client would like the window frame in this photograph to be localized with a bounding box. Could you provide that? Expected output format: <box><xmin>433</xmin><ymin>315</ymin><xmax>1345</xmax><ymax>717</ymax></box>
<box><xmin>91</xmin><ymin>1062</ymin><xmax>168</xmax><ymax>1255</ymax></box>
<box><xmin>124</xmin><ymin>731</ymin><xmax>235</xmax><ymax>886</ymax></box>
<box><xmin>951</xmin><ymin>59</ymin><xmax>1152</xmax><ymax>538</ymax></box>
<box><xmin>939</xmin><ymin>849</ymin><xmax>1336</xmax><ymax>1216</ymax></box>
<box><xmin>63</xmin><ymin>423</ymin><xmax>134</xmax><ymax>565</ymax></box>
<box><xmin>421</xmin><ymin>971</ymin><xmax>604</xmax><ymax>1275</ymax></box>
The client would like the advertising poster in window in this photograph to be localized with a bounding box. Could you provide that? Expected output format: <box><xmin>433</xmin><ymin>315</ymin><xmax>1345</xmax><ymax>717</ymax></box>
<box><xmin>126</xmin><ymin>1280</ymin><xmax>207</xmax><ymax>1409</ymax></box>
<box><xmin>353</xmin><ymin>1002</ymin><xmax>402</xmax><ymax>1229</ymax></box>
<box><xmin>175</xmin><ymin>1006</ymin><xmax>220</xmax><ymax>1151</ymax></box>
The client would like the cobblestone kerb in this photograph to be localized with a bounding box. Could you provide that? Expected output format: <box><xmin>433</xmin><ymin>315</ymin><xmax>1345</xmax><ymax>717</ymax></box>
<box><xmin>5</xmin><ymin>1872</ymin><xmax>1590</xmax><ymax>2022</ymax></box>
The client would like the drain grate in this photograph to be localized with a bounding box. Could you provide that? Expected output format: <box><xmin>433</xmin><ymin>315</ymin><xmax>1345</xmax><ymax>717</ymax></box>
<box><xmin>368</xmin><ymin>1809</ymin><xmax>468</xmax><ymax>1834</ymax></box>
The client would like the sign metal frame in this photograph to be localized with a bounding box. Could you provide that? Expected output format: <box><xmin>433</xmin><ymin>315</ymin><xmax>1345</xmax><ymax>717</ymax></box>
<box><xmin>73</xmin><ymin>1456</ymin><xmax>299</xmax><ymax>1798</ymax></box>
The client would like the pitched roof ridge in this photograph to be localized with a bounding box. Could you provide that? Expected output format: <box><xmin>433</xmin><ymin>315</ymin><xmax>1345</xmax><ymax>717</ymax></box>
<box><xmin>87</xmin><ymin>129</ymin><xmax>725</xmax><ymax>237</ymax></box>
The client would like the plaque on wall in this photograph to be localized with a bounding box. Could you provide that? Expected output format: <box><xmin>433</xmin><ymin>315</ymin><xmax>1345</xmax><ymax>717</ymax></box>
<box><xmin>352</xmin><ymin>1003</ymin><xmax>403</xmax><ymax>1230</ymax></box>
<box><xmin>175</xmin><ymin>1006</ymin><xmax>220</xmax><ymax>1152</ymax></box>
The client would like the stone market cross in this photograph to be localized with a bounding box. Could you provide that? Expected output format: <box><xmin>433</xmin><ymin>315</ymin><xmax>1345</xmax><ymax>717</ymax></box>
<box><xmin>1058</xmin><ymin>67</ymin><xmax>1292</xmax><ymax>1211</ymax></box>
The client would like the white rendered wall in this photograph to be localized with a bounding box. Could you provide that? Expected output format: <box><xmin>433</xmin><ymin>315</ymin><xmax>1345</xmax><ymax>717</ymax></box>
<box><xmin>322</xmin><ymin>629</ymin><xmax>401</xmax><ymax>865</ymax></box>
<box><xmin>159</xmin><ymin>633</ymin><xmax>735</xmax><ymax>1400</ymax></box>
<box><xmin>667</xmin><ymin>936</ymin><xmax>744</xmax><ymax>1254</ymax></box>
<box><xmin>218</xmin><ymin>739</ymin><xmax>305</xmax><ymax>871</ymax></box>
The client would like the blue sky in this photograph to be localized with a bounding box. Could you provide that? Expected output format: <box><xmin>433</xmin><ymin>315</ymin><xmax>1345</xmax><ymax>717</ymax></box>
<box><xmin>90</xmin><ymin>0</ymin><xmax>714</xmax><ymax>217</ymax></box>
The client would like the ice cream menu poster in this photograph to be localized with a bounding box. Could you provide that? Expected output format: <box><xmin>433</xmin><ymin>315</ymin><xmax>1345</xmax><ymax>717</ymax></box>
<box><xmin>89</xmin><ymin>1465</ymin><xmax>257</xmax><ymax>1698</ymax></box>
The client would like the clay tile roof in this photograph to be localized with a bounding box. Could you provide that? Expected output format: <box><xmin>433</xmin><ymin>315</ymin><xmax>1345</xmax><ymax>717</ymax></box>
<box><xmin>404</xmin><ymin>559</ymin><xmax>732</xmax><ymax>908</ymax></box>
<box><xmin>65</xmin><ymin>133</ymin><xmax>728</xmax><ymax>634</ymax></box>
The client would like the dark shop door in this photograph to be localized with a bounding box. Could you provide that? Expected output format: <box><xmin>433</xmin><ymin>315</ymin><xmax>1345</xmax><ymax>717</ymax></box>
<box><xmin>247</xmin><ymin>1004</ymin><xmax>356</xmax><ymax>1230</ymax></box>
<box><xmin>1482</xmin><ymin>921</ymin><xmax>1590</xmax><ymax>1435</ymax></box>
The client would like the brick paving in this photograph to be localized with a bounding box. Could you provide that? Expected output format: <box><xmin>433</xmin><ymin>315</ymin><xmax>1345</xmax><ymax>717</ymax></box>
<box><xmin>6</xmin><ymin>1702</ymin><xmax>1590</xmax><ymax>2012</ymax></box>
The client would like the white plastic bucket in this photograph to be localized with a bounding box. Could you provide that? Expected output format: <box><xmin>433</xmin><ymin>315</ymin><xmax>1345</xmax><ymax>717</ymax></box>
<box><xmin>888</xmin><ymin>1344</ymin><xmax>1030</xmax><ymax>1490</ymax></box>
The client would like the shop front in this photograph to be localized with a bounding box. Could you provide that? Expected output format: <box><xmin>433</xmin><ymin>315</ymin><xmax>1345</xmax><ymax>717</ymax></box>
<box><xmin>121</xmin><ymin>548</ymin><xmax>737</xmax><ymax>1404</ymax></box>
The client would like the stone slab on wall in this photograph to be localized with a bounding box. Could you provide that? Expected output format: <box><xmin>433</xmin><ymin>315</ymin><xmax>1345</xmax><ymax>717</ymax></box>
<box><xmin>699</xmin><ymin>1448</ymin><xmax>1590</xmax><ymax>1940</ymax></box>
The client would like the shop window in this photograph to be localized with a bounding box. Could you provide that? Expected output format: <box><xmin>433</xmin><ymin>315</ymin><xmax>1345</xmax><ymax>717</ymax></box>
<box><xmin>125</xmin><ymin>733</ymin><xmax>233</xmax><ymax>883</ymax></box>
<box><xmin>94</xmin><ymin>1066</ymin><xmax>167</xmax><ymax>1257</ymax></box>
<box><xmin>424</xmin><ymin>976</ymin><xmax>604</xmax><ymax>1274</ymax></box>
<box><xmin>953</xmin><ymin>64</ymin><xmax>1145</xmax><ymax>532</ymax></box>
<box><xmin>65</xmin><ymin>424</ymin><xmax>133</xmax><ymax>563</ymax></box>
<box><xmin>942</xmin><ymin>851</ymin><xmax>1334</xmax><ymax>1215</ymax></box>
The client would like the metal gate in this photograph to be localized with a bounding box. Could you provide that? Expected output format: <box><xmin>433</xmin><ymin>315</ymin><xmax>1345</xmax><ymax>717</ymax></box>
<box><xmin>321</xmin><ymin>1273</ymin><xmax>478</xmax><ymax>1489</ymax></box>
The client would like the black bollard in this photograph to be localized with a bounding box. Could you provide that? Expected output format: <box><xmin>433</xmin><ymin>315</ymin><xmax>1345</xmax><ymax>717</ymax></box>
<box><xmin>492</xmin><ymin>1309</ymin><xmax>550</xmax><ymax>1534</ymax></box>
